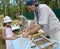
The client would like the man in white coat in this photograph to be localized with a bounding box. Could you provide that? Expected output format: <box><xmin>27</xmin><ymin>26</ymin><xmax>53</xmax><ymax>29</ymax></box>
<box><xmin>23</xmin><ymin>0</ymin><xmax>60</xmax><ymax>41</ymax></box>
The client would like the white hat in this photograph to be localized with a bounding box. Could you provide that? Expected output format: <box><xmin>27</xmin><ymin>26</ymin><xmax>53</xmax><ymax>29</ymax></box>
<box><xmin>3</xmin><ymin>16</ymin><xmax>12</xmax><ymax>23</ymax></box>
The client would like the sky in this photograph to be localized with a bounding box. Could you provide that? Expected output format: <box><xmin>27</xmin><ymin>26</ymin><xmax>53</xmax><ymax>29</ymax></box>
<box><xmin>10</xmin><ymin>0</ymin><xmax>14</xmax><ymax>3</ymax></box>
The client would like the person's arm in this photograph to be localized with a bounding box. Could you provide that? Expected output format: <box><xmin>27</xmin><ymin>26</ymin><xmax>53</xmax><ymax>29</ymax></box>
<box><xmin>14</xmin><ymin>34</ymin><xmax>20</xmax><ymax>38</ymax></box>
<box><xmin>28</xmin><ymin>24</ymin><xmax>43</xmax><ymax>35</ymax></box>
<box><xmin>23</xmin><ymin>24</ymin><xmax>43</xmax><ymax>37</ymax></box>
<box><xmin>17</xmin><ymin>16</ymin><xmax>27</xmax><ymax>26</ymax></box>
<box><xmin>17</xmin><ymin>20</ymin><xmax>23</xmax><ymax>26</ymax></box>
<box><xmin>22</xmin><ymin>16</ymin><xmax>28</xmax><ymax>24</ymax></box>
<box><xmin>23</xmin><ymin>24</ymin><xmax>35</xmax><ymax>34</ymax></box>
<box><xmin>1</xmin><ymin>28</ymin><xmax>17</xmax><ymax>40</ymax></box>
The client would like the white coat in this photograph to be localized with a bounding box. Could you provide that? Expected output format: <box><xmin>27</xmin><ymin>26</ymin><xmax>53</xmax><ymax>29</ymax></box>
<box><xmin>34</xmin><ymin>4</ymin><xmax>60</xmax><ymax>40</ymax></box>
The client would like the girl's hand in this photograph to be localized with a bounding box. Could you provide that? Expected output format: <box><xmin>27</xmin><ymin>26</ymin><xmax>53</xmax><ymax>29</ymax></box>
<box><xmin>17</xmin><ymin>35</ymin><xmax>21</xmax><ymax>38</ymax></box>
<box><xmin>13</xmin><ymin>36</ymin><xmax>20</xmax><ymax>40</ymax></box>
<box><xmin>13</xmin><ymin>37</ymin><xmax>17</xmax><ymax>40</ymax></box>
<box><xmin>13</xmin><ymin>35</ymin><xmax>20</xmax><ymax>40</ymax></box>
<box><xmin>14</xmin><ymin>34</ymin><xmax>21</xmax><ymax>38</ymax></box>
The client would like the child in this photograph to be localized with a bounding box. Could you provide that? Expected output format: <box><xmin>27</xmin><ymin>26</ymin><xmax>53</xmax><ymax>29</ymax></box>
<box><xmin>1</xmin><ymin>16</ymin><xmax>20</xmax><ymax>49</ymax></box>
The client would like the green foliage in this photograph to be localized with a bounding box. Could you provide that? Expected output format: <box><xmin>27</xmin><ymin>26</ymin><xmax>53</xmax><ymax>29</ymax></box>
<box><xmin>0</xmin><ymin>0</ymin><xmax>60</xmax><ymax>19</ymax></box>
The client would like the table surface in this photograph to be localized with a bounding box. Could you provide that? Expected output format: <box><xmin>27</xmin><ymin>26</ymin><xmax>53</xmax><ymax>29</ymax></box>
<box><xmin>12</xmin><ymin>38</ymin><xmax>60</xmax><ymax>49</ymax></box>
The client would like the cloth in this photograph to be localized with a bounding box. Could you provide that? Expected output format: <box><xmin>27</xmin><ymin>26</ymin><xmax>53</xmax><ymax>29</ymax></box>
<box><xmin>35</xmin><ymin>9</ymin><xmax>39</xmax><ymax>24</ymax></box>
<box><xmin>51</xmin><ymin>31</ymin><xmax>60</xmax><ymax>41</ymax></box>
<box><xmin>34</xmin><ymin>4</ymin><xmax>60</xmax><ymax>40</ymax></box>
<box><xmin>4</xmin><ymin>27</ymin><xmax>14</xmax><ymax>49</ymax></box>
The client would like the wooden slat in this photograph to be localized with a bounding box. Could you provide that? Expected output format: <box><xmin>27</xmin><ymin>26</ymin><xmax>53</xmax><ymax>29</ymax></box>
<box><xmin>30</xmin><ymin>34</ymin><xmax>57</xmax><ymax>49</ymax></box>
<box><xmin>34</xmin><ymin>38</ymin><xmax>48</xmax><ymax>45</ymax></box>
<box><xmin>43</xmin><ymin>42</ymin><xmax>56</xmax><ymax>49</ymax></box>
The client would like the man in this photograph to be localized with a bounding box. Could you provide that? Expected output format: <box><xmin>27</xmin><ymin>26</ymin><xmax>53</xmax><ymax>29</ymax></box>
<box><xmin>15</xmin><ymin>14</ymin><xmax>28</xmax><ymax>30</ymax></box>
<box><xmin>23</xmin><ymin>0</ymin><xmax>60</xmax><ymax>41</ymax></box>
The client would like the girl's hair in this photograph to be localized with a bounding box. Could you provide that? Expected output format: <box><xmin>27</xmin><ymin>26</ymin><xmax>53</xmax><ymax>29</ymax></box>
<box><xmin>3</xmin><ymin>23</ymin><xmax>6</xmax><ymax>27</ymax></box>
<box><xmin>3</xmin><ymin>23</ymin><xmax>11</xmax><ymax>28</ymax></box>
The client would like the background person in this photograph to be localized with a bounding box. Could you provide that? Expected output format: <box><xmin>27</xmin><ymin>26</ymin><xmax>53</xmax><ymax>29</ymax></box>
<box><xmin>15</xmin><ymin>14</ymin><xmax>28</xmax><ymax>30</ymax></box>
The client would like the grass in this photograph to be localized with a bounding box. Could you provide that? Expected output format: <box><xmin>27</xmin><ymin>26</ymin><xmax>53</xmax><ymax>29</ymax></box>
<box><xmin>0</xmin><ymin>45</ymin><xmax>6</xmax><ymax>49</ymax></box>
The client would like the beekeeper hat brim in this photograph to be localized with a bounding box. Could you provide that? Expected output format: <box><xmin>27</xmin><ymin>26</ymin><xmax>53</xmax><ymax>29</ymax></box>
<box><xmin>3</xmin><ymin>16</ymin><xmax>12</xmax><ymax>23</ymax></box>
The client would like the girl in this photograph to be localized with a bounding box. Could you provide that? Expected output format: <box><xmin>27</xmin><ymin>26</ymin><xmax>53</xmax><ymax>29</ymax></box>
<box><xmin>1</xmin><ymin>16</ymin><xmax>20</xmax><ymax>49</ymax></box>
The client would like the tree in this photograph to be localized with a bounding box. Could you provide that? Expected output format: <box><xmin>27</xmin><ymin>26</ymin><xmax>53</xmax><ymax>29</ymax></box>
<box><xmin>0</xmin><ymin>0</ymin><xmax>60</xmax><ymax>19</ymax></box>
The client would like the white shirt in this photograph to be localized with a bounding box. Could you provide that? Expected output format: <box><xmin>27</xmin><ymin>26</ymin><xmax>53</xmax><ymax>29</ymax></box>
<box><xmin>34</xmin><ymin>4</ymin><xmax>60</xmax><ymax>37</ymax></box>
